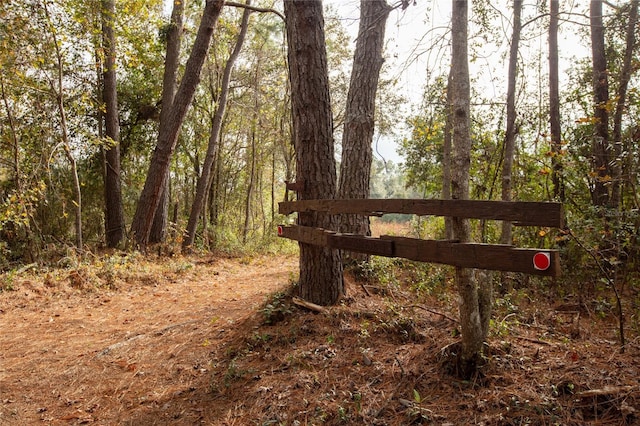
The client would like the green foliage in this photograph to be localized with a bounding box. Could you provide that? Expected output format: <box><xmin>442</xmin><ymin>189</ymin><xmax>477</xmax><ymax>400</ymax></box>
<box><xmin>0</xmin><ymin>182</ymin><xmax>45</xmax><ymax>231</ymax></box>
<box><xmin>0</xmin><ymin>182</ymin><xmax>45</xmax><ymax>265</ymax></box>
<box><xmin>399</xmin><ymin>115</ymin><xmax>446</xmax><ymax>197</ymax></box>
<box><xmin>353</xmin><ymin>256</ymin><xmax>400</xmax><ymax>289</ymax></box>
<box><xmin>561</xmin><ymin>206</ymin><xmax>639</xmax><ymax>294</ymax></box>
<box><xmin>261</xmin><ymin>291</ymin><xmax>294</xmax><ymax>326</ymax></box>
<box><xmin>407</xmin><ymin>262</ymin><xmax>448</xmax><ymax>297</ymax></box>
<box><xmin>398</xmin><ymin>75</ymin><xmax>448</xmax><ymax>198</ymax></box>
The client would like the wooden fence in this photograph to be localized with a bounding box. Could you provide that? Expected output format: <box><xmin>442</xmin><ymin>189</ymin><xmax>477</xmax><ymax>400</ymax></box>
<box><xmin>278</xmin><ymin>199</ymin><xmax>563</xmax><ymax>277</ymax></box>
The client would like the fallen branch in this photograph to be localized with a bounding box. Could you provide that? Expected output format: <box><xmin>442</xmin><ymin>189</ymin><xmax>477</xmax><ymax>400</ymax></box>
<box><xmin>411</xmin><ymin>304</ymin><xmax>458</xmax><ymax>323</ymax></box>
<box><xmin>292</xmin><ymin>297</ymin><xmax>329</xmax><ymax>314</ymax></box>
<box><xmin>576</xmin><ymin>385</ymin><xmax>635</xmax><ymax>398</ymax></box>
<box><xmin>360</xmin><ymin>282</ymin><xmax>372</xmax><ymax>297</ymax></box>
<box><xmin>513</xmin><ymin>335</ymin><xmax>553</xmax><ymax>346</ymax></box>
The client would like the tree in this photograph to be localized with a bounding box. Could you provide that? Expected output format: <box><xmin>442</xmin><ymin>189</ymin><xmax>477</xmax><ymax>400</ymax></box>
<box><xmin>148</xmin><ymin>0</ymin><xmax>185</xmax><ymax>245</ymax></box>
<box><xmin>611</xmin><ymin>0</ymin><xmax>638</xmax><ymax>208</ymax></box>
<box><xmin>183</xmin><ymin>0</ymin><xmax>252</xmax><ymax>251</ymax></box>
<box><xmin>101</xmin><ymin>0</ymin><xmax>125</xmax><ymax>248</ymax></box>
<box><xmin>500</xmin><ymin>0</ymin><xmax>522</xmax><ymax>246</ymax></box>
<box><xmin>130</xmin><ymin>0</ymin><xmax>225</xmax><ymax>248</ymax></box>
<box><xmin>284</xmin><ymin>0</ymin><xmax>343</xmax><ymax>305</ymax></box>
<box><xmin>590</xmin><ymin>0</ymin><xmax>611</xmax><ymax>207</ymax></box>
<box><xmin>443</xmin><ymin>70</ymin><xmax>454</xmax><ymax>240</ymax></box>
<box><xmin>337</xmin><ymin>0</ymin><xmax>391</xmax><ymax>249</ymax></box>
<box><xmin>549</xmin><ymin>0</ymin><xmax>564</xmax><ymax>202</ymax></box>
<box><xmin>450</xmin><ymin>0</ymin><xmax>489</xmax><ymax>376</ymax></box>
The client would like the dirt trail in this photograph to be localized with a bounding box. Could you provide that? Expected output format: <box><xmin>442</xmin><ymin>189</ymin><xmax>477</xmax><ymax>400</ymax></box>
<box><xmin>0</xmin><ymin>255</ymin><xmax>296</xmax><ymax>425</ymax></box>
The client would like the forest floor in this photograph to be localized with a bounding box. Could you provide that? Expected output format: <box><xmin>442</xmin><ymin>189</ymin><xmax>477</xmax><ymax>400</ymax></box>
<box><xmin>0</xmin><ymin>247</ymin><xmax>639</xmax><ymax>425</ymax></box>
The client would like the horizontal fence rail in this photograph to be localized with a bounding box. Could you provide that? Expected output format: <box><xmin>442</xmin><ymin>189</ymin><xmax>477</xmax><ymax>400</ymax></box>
<box><xmin>277</xmin><ymin>225</ymin><xmax>560</xmax><ymax>277</ymax></box>
<box><xmin>279</xmin><ymin>199</ymin><xmax>564</xmax><ymax>228</ymax></box>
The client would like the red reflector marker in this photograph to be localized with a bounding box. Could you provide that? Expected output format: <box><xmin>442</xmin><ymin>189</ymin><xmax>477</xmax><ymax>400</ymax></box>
<box><xmin>533</xmin><ymin>252</ymin><xmax>551</xmax><ymax>271</ymax></box>
<box><xmin>277</xmin><ymin>225</ymin><xmax>283</xmax><ymax>236</ymax></box>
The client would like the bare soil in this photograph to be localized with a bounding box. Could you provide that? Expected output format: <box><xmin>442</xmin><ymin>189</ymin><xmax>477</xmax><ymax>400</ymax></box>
<box><xmin>1</xmin><ymin>253</ymin><xmax>639</xmax><ymax>425</ymax></box>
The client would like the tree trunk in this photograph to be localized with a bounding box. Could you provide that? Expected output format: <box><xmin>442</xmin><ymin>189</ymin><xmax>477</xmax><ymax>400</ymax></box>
<box><xmin>337</xmin><ymin>0</ymin><xmax>391</xmax><ymax>262</ymax></box>
<box><xmin>101</xmin><ymin>0</ymin><xmax>125</xmax><ymax>248</ymax></box>
<box><xmin>443</xmin><ymin>69</ymin><xmax>453</xmax><ymax>240</ymax></box>
<box><xmin>183</xmin><ymin>1</ymin><xmax>251</xmax><ymax>251</ymax></box>
<box><xmin>148</xmin><ymin>0</ymin><xmax>185</xmax><ymax>245</ymax></box>
<box><xmin>243</xmin><ymin>118</ymin><xmax>257</xmax><ymax>243</ymax></box>
<box><xmin>284</xmin><ymin>0</ymin><xmax>343</xmax><ymax>306</ymax></box>
<box><xmin>451</xmin><ymin>0</ymin><xmax>485</xmax><ymax>376</ymax></box>
<box><xmin>130</xmin><ymin>0</ymin><xmax>224</xmax><ymax>248</ymax></box>
<box><xmin>549</xmin><ymin>0</ymin><xmax>564</xmax><ymax>202</ymax></box>
<box><xmin>611</xmin><ymin>0</ymin><xmax>638</xmax><ymax>208</ymax></box>
<box><xmin>590</xmin><ymin>0</ymin><xmax>610</xmax><ymax>207</ymax></box>
<box><xmin>500</xmin><ymin>0</ymin><xmax>522</xmax><ymax>246</ymax></box>
<box><xmin>244</xmin><ymin>20</ymin><xmax>260</xmax><ymax>245</ymax></box>
<box><xmin>149</xmin><ymin>177</ymin><xmax>170</xmax><ymax>243</ymax></box>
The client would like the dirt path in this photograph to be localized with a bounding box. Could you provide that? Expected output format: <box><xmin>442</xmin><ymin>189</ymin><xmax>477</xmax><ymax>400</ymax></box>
<box><xmin>0</xmin><ymin>255</ymin><xmax>297</xmax><ymax>425</ymax></box>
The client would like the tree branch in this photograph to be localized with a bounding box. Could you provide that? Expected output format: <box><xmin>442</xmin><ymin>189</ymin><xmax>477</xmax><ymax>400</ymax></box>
<box><xmin>224</xmin><ymin>1</ymin><xmax>285</xmax><ymax>21</ymax></box>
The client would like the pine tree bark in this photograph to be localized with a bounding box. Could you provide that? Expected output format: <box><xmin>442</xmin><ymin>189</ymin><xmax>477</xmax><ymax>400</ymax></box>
<box><xmin>284</xmin><ymin>0</ymin><xmax>343</xmax><ymax>306</ymax></box>
<box><xmin>101</xmin><ymin>0</ymin><xmax>125</xmax><ymax>248</ymax></box>
<box><xmin>337</xmin><ymin>0</ymin><xmax>391</xmax><ymax>261</ymax></box>
<box><xmin>130</xmin><ymin>0</ymin><xmax>224</xmax><ymax>248</ymax></box>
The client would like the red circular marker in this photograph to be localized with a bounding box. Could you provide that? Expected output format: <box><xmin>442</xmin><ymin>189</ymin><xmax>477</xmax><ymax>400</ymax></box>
<box><xmin>277</xmin><ymin>225</ymin><xmax>283</xmax><ymax>236</ymax></box>
<box><xmin>533</xmin><ymin>252</ymin><xmax>551</xmax><ymax>271</ymax></box>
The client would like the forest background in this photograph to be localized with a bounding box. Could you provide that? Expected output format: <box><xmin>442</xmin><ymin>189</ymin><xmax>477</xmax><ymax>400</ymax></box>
<box><xmin>0</xmin><ymin>0</ymin><xmax>639</xmax><ymax>341</ymax></box>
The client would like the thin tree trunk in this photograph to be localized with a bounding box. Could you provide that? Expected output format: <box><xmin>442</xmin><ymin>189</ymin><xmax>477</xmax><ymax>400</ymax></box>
<box><xmin>284</xmin><ymin>0</ymin><xmax>343</xmax><ymax>306</ymax></box>
<box><xmin>443</xmin><ymin>69</ymin><xmax>453</xmax><ymax>240</ymax></box>
<box><xmin>130</xmin><ymin>0</ymin><xmax>225</xmax><ymax>248</ymax></box>
<box><xmin>337</xmin><ymin>0</ymin><xmax>391</xmax><ymax>261</ymax></box>
<box><xmin>500</xmin><ymin>0</ymin><xmax>522</xmax><ymax>246</ymax></box>
<box><xmin>451</xmin><ymin>0</ymin><xmax>484</xmax><ymax>377</ymax></box>
<box><xmin>590</xmin><ymin>0</ymin><xmax>610</xmax><ymax>207</ymax></box>
<box><xmin>611</xmin><ymin>0</ymin><xmax>638</xmax><ymax>208</ymax></box>
<box><xmin>183</xmin><ymin>1</ymin><xmax>251</xmax><ymax>251</ymax></box>
<box><xmin>243</xmin><ymin>30</ymin><xmax>260</xmax><ymax>244</ymax></box>
<box><xmin>243</xmin><ymin>120</ymin><xmax>257</xmax><ymax>243</ymax></box>
<box><xmin>549</xmin><ymin>0</ymin><xmax>564</xmax><ymax>202</ymax></box>
<box><xmin>101</xmin><ymin>0</ymin><xmax>125</xmax><ymax>248</ymax></box>
<box><xmin>271</xmin><ymin>148</ymin><xmax>276</xmax><ymax>223</ymax></box>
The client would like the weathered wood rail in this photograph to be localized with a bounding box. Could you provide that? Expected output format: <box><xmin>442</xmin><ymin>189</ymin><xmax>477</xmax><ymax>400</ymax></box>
<box><xmin>278</xmin><ymin>199</ymin><xmax>563</xmax><ymax>277</ymax></box>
